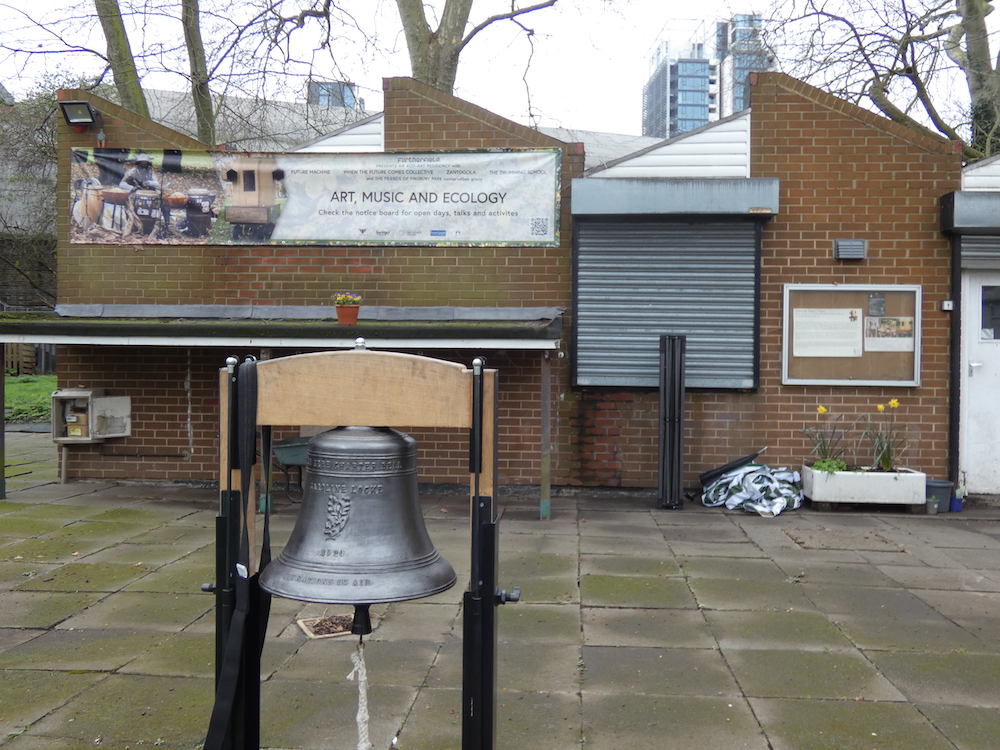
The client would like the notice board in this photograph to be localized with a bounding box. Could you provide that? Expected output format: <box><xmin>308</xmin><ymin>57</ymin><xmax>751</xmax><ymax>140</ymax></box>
<box><xmin>782</xmin><ymin>284</ymin><xmax>921</xmax><ymax>386</ymax></box>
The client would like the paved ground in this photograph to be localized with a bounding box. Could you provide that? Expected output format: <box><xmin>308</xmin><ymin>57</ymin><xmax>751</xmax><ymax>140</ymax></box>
<box><xmin>3</xmin><ymin>430</ymin><xmax>1000</xmax><ymax>749</ymax></box>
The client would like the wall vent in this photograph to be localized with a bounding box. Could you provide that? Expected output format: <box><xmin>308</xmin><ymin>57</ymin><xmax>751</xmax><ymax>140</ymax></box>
<box><xmin>834</xmin><ymin>239</ymin><xmax>866</xmax><ymax>260</ymax></box>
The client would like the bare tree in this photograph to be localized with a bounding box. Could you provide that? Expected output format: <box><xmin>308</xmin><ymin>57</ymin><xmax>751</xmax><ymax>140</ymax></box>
<box><xmin>765</xmin><ymin>0</ymin><xmax>1000</xmax><ymax>159</ymax></box>
<box><xmin>394</xmin><ymin>0</ymin><xmax>558</xmax><ymax>93</ymax></box>
<box><xmin>0</xmin><ymin>78</ymin><xmax>75</xmax><ymax>307</ymax></box>
<box><xmin>0</xmin><ymin>0</ymin><xmax>371</xmax><ymax>146</ymax></box>
<box><xmin>94</xmin><ymin>0</ymin><xmax>149</xmax><ymax>118</ymax></box>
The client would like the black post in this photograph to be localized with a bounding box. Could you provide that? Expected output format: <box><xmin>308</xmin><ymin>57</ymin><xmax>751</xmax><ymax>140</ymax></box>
<box><xmin>657</xmin><ymin>335</ymin><xmax>686</xmax><ymax>509</ymax></box>
<box><xmin>215</xmin><ymin>357</ymin><xmax>242</xmax><ymax>749</ymax></box>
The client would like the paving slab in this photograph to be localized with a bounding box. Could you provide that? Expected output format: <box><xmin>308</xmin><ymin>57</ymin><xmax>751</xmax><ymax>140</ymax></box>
<box><xmin>705</xmin><ymin>609</ymin><xmax>856</xmax><ymax>651</ymax></box>
<box><xmin>0</xmin><ymin>627</ymin><xmax>165</xmax><ymax>671</ymax></box>
<box><xmin>0</xmin><ymin>590</ymin><xmax>104</xmax><ymax>628</ymax></box>
<box><xmin>749</xmin><ymin>697</ymin><xmax>957</xmax><ymax>750</ymax></box>
<box><xmin>583</xmin><ymin>644</ymin><xmax>741</xmax><ymax>697</ymax></box>
<box><xmin>55</xmin><ymin>590</ymin><xmax>213</xmax><ymax>631</ymax></box>
<box><xmin>689</xmin><ymin>576</ymin><xmax>819</xmax><ymax>612</ymax></box>
<box><xmin>677</xmin><ymin>555</ymin><xmax>789</xmax><ymax>581</ymax></box>
<box><xmin>0</xmin><ymin>670</ymin><xmax>105</xmax><ymax>742</ymax></box>
<box><xmin>581</xmin><ymin>694</ymin><xmax>769</xmax><ymax>750</ymax></box>
<box><xmin>24</xmin><ymin>673</ymin><xmax>214</xmax><ymax>749</ymax></box>
<box><xmin>498</xmin><ymin>642</ymin><xmax>583</xmax><ymax>693</ymax></box>
<box><xmin>580</xmin><ymin>553</ymin><xmax>681</xmax><ymax>577</ymax></box>
<box><xmin>259</xmin><ymin>680</ymin><xmax>412</xmax><ymax>750</ymax></box>
<box><xmin>830</xmin><ymin>612</ymin><xmax>993</xmax><ymax>653</ymax></box>
<box><xmin>15</xmin><ymin>561</ymin><xmax>155</xmax><ymax>592</ymax></box>
<box><xmin>864</xmin><ymin>651</ymin><xmax>1000</xmax><ymax>707</ymax></box>
<box><xmin>4</xmin><ymin>434</ymin><xmax>1000</xmax><ymax>749</ymax></box>
<box><xmin>580</xmin><ymin>574</ymin><xmax>694</xmax><ymax>608</ymax></box>
<box><xmin>775</xmin><ymin>560</ymin><xmax>903</xmax><ymax>587</ymax></box>
<box><xmin>877</xmin><ymin>565</ymin><xmax>1000</xmax><ymax>591</ymax></box>
<box><xmin>583</xmin><ymin>607</ymin><xmax>715</xmax><ymax>648</ymax></box>
<box><xmin>919</xmin><ymin>705</ymin><xmax>1000</xmax><ymax>750</ymax></box>
<box><xmin>726</xmin><ymin>648</ymin><xmax>906</xmax><ymax>701</ymax></box>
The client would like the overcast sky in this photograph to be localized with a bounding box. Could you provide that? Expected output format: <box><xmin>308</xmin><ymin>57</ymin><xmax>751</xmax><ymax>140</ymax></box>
<box><xmin>0</xmin><ymin>0</ymin><xmax>741</xmax><ymax>136</ymax></box>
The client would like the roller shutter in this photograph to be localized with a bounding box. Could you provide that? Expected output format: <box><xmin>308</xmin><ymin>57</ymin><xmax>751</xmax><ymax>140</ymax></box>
<box><xmin>961</xmin><ymin>236</ymin><xmax>1000</xmax><ymax>269</ymax></box>
<box><xmin>574</xmin><ymin>219</ymin><xmax>760</xmax><ymax>388</ymax></box>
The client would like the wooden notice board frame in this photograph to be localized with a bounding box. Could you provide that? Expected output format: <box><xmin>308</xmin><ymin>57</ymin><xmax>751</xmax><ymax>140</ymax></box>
<box><xmin>782</xmin><ymin>284</ymin><xmax>922</xmax><ymax>386</ymax></box>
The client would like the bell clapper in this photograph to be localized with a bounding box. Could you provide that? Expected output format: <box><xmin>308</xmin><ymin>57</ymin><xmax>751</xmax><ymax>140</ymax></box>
<box><xmin>351</xmin><ymin>603</ymin><xmax>373</xmax><ymax>636</ymax></box>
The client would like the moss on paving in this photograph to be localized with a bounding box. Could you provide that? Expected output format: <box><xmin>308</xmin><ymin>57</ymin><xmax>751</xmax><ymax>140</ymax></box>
<box><xmin>0</xmin><ymin>670</ymin><xmax>104</xmax><ymax>740</ymax></box>
<box><xmin>0</xmin><ymin>591</ymin><xmax>103</xmax><ymax>628</ymax></box>
<box><xmin>23</xmin><ymin>673</ymin><xmax>215</xmax><ymax>748</ymax></box>
<box><xmin>15</xmin><ymin>562</ymin><xmax>154</xmax><ymax>592</ymax></box>
<box><xmin>580</xmin><ymin>574</ymin><xmax>694</xmax><ymax>609</ymax></box>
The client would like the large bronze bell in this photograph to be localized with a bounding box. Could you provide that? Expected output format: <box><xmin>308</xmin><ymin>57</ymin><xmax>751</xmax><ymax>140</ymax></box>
<box><xmin>259</xmin><ymin>426</ymin><xmax>456</xmax><ymax>605</ymax></box>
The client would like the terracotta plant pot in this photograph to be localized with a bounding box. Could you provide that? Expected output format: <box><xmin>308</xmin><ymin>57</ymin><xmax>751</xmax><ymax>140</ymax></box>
<box><xmin>336</xmin><ymin>305</ymin><xmax>360</xmax><ymax>325</ymax></box>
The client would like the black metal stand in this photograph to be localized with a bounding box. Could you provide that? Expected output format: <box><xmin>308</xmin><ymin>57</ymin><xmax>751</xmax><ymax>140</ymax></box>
<box><xmin>657</xmin><ymin>335</ymin><xmax>686</xmax><ymax>509</ymax></box>
<box><xmin>463</xmin><ymin>359</ymin><xmax>519</xmax><ymax>750</ymax></box>
<box><xmin>206</xmin><ymin>354</ymin><xmax>517</xmax><ymax>750</ymax></box>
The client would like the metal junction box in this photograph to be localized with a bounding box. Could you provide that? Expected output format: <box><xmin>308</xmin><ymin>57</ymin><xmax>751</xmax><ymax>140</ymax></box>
<box><xmin>52</xmin><ymin>388</ymin><xmax>132</xmax><ymax>444</ymax></box>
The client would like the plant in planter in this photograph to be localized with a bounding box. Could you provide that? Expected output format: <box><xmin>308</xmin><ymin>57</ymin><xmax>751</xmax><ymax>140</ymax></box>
<box><xmin>800</xmin><ymin>399</ymin><xmax>926</xmax><ymax>507</ymax></box>
<box><xmin>800</xmin><ymin>405</ymin><xmax>848</xmax><ymax>473</ymax></box>
<box><xmin>332</xmin><ymin>292</ymin><xmax>362</xmax><ymax>325</ymax></box>
<box><xmin>857</xmin><ymin>398</ymin><xmax>906</xmax><ymax>471</ymax></box>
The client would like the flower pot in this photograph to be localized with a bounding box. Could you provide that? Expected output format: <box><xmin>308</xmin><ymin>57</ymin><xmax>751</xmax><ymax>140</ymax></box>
<box><xmin>801</xmin><ymin>465</ymin><xmax>927</xmax><ymax>506</ymax></box>
<box><xmin>336</xmin><ymin>305</ymin><xmax>360</xmax><ymax>325</ymax></box>
<box><xmin>926</xmin><ymin>479</ymin><xmax>953</xmax><ymax>514</ymax></box>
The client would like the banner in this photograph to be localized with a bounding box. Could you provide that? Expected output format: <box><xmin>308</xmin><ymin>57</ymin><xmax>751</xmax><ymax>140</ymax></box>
<box><xmin>69</xmin><ymin>148</ymin><xmax>561</xmax><ymax>247</ymax></box>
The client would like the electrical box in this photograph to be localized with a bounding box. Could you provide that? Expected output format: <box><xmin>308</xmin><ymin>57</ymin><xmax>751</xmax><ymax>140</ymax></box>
<box><xmin>52</xmin><ymin>389</ymin><xmax>132</xmax><ymax>444</ymax></box>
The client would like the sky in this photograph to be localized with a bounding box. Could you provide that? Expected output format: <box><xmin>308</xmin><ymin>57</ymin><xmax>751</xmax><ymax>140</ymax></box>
<box><xmin>0</xmin><ymin>0</ymin><xmax>741</xmax><ymax>137</ymax></box>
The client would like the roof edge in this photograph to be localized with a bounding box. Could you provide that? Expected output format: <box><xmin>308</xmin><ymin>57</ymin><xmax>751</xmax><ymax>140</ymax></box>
<box><xmin>382</xmin><ymin>77</ymin><xmax>570</xmax><ymax>150</ymax></box>
<box><xmin>58</xmin><ymin>89</ymin><xmax>211</xmax><ymax>150</ymax></box>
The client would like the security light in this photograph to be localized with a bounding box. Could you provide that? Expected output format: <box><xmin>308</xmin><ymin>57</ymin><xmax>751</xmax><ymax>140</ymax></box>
<box><xmin>58</xmin><ymin>100</ymin><xmax>98</xmax><ymax>132</ymax></box>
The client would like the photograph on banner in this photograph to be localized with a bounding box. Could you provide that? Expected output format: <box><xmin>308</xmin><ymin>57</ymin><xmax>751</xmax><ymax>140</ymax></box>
<box><xmin>68</xmin><ymin>148</ymin><xmax>561</xmax><ymax>247</ymax></box>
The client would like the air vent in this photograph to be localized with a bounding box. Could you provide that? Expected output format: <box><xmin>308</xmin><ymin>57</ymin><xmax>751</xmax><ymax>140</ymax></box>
<box><xmin>834</xmin><ymin>239</ymin><xmax>867</xmax><ymax>260</ymax></box>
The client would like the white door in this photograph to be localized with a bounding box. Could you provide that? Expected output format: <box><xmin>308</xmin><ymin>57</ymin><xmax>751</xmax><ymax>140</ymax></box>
<box><xmin>960</xmin><ymin>271</ymin><xmax>1000</xmax><ymax>492</ymax></box>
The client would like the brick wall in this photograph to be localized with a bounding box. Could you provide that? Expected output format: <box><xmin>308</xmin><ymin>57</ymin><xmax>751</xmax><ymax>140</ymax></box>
<box><xmin>55</xmin><ymin>80</ymin><xmax>581</xmax><ymax>486</ymax></box>
<box><xmin>559</xmin><ymin>73</ymin><xmax>961</xmax><ymax>488</ymax></box>
<box><xmin>54</xmin><ymin>75</ymin><xmax>962</xmax><ymax>489</ymax></box>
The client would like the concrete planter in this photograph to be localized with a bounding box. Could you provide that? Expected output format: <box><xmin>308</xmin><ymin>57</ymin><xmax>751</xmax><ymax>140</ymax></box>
<box><xmin>801</xmin><ymin>465</ymin><xmax>927</xmax><ymax>506</ymax></box>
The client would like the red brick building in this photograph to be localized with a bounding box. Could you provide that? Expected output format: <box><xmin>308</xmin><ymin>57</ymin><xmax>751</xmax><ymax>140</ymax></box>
<box><xmin>1</xmin><ymin>73</ymin><xmax>964</xmax><ymax>493</ymax></box>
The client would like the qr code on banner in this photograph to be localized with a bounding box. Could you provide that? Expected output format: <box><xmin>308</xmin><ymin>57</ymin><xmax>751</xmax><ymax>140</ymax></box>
<box><xmin>529</xmin><ymin>217</ymin><xmax>549</xmax><ymax>237</ymax></box>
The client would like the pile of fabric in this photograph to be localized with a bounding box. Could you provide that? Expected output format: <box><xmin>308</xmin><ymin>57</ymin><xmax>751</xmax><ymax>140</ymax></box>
<box><xmin>701</xmin><ymin>462</ymin><xmax>802</xmax><ymax>517</ymax></box>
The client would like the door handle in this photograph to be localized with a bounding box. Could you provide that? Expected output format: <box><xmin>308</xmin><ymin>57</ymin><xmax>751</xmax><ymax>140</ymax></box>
<box><xmin>970</xmin><ymin>361</ymin><xmax>984</xmax><ymax>376</ymax></box>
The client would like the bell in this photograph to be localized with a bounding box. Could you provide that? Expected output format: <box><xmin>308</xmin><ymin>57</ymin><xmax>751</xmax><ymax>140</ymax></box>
<box><xmin>260</xmin><ymin>426</ymin><xmax>456</xmax><ymax>606</ymax></box>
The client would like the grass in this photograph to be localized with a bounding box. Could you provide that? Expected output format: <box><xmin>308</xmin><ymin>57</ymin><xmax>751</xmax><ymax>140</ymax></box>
<box><xmin>3</xmin><ymin>374</ymin><xmax>56</xmax><ymax>422</ymax></box>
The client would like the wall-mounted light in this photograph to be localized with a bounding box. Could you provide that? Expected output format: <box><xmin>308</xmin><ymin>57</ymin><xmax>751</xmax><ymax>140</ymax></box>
<box><xmin>58</xmin><ymin>100</ymin><xmax>99</xmax><ymax>132</ymax></box>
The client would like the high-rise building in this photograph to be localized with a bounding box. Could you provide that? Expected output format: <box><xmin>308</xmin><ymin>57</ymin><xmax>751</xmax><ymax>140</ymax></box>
<box><xmin>642</xmin><ymin>41</ymin><xmax>717</xmax><ymax>139</ymax></box>
<box><xmin>716</xmin><ymin>14</ymin><xmax>773</xmax><ymax>117</ymax></box>
<box><xmin>642</xmin><ymin>13</ymin><xmax>771</xmax><ymax>138</ymax></box>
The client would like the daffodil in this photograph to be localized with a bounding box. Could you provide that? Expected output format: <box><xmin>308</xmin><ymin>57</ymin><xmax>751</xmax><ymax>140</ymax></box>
<box><xmin>802</xmin><ymin>405</ymin><xmax>845</xmax><ymax>467</ymax></box>
<box><xmin>860</xmin><ymin>400</ymin><xmax>907</xmax><ymax>471</ymax></box>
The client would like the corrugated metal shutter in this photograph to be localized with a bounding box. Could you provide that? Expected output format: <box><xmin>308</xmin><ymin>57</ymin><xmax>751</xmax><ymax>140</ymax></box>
<box><xmin>961</xmin><ymin>236</ymin><xmax>1000</xmax><ymax>269</ymax></box>
<box><xmin>574</xmin><ymin>220</ymin><xmax>759</xmax><ymax>388</ymax></box>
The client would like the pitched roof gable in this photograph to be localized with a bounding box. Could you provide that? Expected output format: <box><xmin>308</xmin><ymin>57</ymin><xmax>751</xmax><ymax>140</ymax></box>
<box><xmin>751</xmin><ymin>72</ymin><xmax>961</xmax><ymax>156</ymax></box>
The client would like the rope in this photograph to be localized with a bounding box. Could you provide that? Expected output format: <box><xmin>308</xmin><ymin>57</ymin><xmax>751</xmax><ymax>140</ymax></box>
<box><xmin>346</xmin><ymin>639</ymin><xmax>373</xmax><ymax>750</ymax></box>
